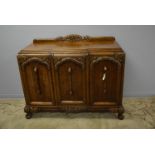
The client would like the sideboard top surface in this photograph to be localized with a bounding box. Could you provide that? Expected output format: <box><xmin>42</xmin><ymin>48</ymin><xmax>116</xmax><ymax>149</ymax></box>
<box><xmin>19</xmin><ymin>35</ymin><xmax>124</xmax><ymax>54</ymax></box>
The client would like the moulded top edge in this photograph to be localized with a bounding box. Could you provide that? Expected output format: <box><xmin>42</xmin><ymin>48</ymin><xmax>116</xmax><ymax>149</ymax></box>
<box><xmin>33</xmin><ymin>35</ymin><xmax>115</xmax><ymax>43</ymax></box>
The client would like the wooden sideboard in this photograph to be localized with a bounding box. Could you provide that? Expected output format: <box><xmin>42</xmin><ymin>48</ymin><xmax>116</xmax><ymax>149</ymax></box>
<box><xmin>17</xmin><ymin>34</ymin><xmax>125</xmax><ymax>119</ymax></box>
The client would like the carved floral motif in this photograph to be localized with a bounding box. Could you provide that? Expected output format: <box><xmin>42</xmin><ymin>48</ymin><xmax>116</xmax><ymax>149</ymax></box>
<box><xmin>24</xmin><ymin>105</ymin><xmax>39</xmax><ymax>113</ymax></box>
<box><xmin>55</xmin><ymin>34</ymin><xmax>90</xmax><ymax>41</ymax></box>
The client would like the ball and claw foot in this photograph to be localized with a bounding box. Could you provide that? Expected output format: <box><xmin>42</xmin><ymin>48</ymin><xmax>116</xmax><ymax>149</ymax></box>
<box><xmin>25</xmin><ymin>113</ymin><xmax>32</xmax><ymax>119</ymax></box>
<box><xmin>118</xmin><ymin>113</ymin><xmax>124</xmax><ymax>120</ymax></box>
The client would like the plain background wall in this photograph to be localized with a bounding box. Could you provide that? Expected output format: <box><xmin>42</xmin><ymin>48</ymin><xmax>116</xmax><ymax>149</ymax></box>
<box><xmin>0</xmin><ymin>25</ymin><xmax>154</xmax><ymax>98</ymax></box>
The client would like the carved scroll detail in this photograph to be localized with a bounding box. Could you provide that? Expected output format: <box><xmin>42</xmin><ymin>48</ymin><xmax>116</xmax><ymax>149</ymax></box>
<box><xmin>17</xmin><ymin>56</ymin><xmax>50</xmax><ymax>70</ymax></box>
<box><xmin>55</xmin><ymin>34</ymin><xmax>90</xmax><ymax>41</ymax></box>
<box><xmin>54</xmin><ymin>57</ymin><xmax>85</xmax><ymax>70</ymax></box>
<box><xmin>24</xmin><ymin>105</ymin><xmax>38</xmax><ymax>113</ymax></box>
<box><xmin>90</xmin><ymin>56</ymin><xmax>121</xmax><ymax>67</ymax></box>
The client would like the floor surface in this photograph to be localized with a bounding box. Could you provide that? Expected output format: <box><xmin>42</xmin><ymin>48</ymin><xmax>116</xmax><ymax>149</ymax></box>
<box><xmin>0</xmin><ymin>97</ymin><xmax>155</xmax><ymax>129</ymax></box>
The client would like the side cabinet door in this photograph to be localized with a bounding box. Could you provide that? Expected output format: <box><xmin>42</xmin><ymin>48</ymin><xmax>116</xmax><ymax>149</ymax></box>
<box><xmin>18</xmin><ymin>55</ymin><xmax>55</xmax><ymax>105</ymax></box>
<box><xmin>54</xmin><ymin>56</ymin><xmax>87</xmax><ymax>105</ymax></box>
<box><xmin>90</xmin><ymin>56</ymin><xmax>122</xmax><ymax>106</ymax></box>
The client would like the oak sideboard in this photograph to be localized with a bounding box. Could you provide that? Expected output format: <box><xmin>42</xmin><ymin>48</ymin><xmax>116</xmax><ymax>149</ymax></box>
<box><xmin>17</xmin><ymin>34</ymin><xmax>125</xmax><ymax>119</ymax></box>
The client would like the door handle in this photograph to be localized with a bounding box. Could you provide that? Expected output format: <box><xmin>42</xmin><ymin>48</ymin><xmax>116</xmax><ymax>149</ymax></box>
<box><xmin>34</xmin><ymin>66</ymin><xmax>42</xmax><ymax>95</ymax></box>
<box><xmin>102</xmin><ymin>73</ymin><xmax>106</xmax><ymax>81</ymax></box>
<box><xmin>102</xmin><ymin>66</ymin><xmax>107</xmax><ymax>81</ymax></box>
<box><xmin>68</xmin><ymin>67</ymin><xmax>73</xmax><ymax>95</ymax></box>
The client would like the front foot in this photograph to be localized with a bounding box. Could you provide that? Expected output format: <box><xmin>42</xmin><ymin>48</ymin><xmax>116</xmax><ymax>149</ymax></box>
<box><xmin>25</xmin><ymin>113</ymin><xmax>32</xmax><ymax>119</ymax></box>
<box><xmin>118</xmin><ymin>113</ymin><xmax>124</xmax><ymax>120</ymax></box>
<box><xmin>24</xmin><ymin>105</ymin><xmax>33</xmax><ymax>119</ymax></box>
<box><xmin>117</xmin><ymin>106</ymin><xmax>124</xmax><ymax>120</ymax></box>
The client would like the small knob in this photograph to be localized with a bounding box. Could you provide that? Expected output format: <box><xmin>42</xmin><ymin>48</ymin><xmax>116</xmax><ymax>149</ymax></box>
<box><xmin>68</xmin><ymin>67</ymin><xmax>72</xmax><ymax>73</ymax></box>
<box><xmin>34</xmin><ymin>66</ymin><xmax>37</xmax><ymax>72</ymax></box>
<box><xmin>104</xmin><ymin>66</ymin><xmax>107</xmax><ymax>71</ymax></box>
<box><xmin>102</xmin><ymin>73</ymin><xmax>106</xmax><ymax>81</ymax></box>
<box><xmin>69</xmin><ymin>90</ymin><xmax>73</xmax><ymax>95</ymax></box>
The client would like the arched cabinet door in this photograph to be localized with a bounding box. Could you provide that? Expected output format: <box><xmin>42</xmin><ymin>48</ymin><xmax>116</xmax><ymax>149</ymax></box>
<box><xmin>19</xmin><ymin>56</ymin><xmax>55</xmax><ymax>105</ymax></box>
<box><xmin>54</xmin><ymin>56</ymin><xmax>87</xmax><ymax>105</ymax></box>
<box><xmin>90</xmin><ymin>56</ymin><xmax>122</xmax><ymax>106</ymax></box>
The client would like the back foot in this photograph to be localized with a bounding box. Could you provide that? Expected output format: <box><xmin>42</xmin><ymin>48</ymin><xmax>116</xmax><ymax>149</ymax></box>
<box><xmin>118</xmin><ymin>113</ymin><xmax>124</xmax><ymax>120</ymax></box>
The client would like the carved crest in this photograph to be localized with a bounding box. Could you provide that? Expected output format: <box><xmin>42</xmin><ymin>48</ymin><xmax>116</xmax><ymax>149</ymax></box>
<box><xmin>55</xmin><ymin>34</ymin><xmax>90</xmax><ymax>41</ymax></box>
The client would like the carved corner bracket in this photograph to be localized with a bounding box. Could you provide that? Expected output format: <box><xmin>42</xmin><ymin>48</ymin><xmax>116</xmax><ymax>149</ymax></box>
<box><xmin>113</xmin><ymin>53</ymin><xmax>125</xmax><ymax>63</ymax></box>
<box><xmin>24</xmin><ymin>105</ymin><xmax>39</xmax><ymax>113</ymax></box>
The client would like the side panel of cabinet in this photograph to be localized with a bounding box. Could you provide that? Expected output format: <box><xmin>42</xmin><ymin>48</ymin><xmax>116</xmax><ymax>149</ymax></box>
<box><xmin>17</xmin><ymin>55</ymin><xmax>55</xmax><ymax>105</ymax></box>
<box><xmin>54</xmin><ymin>55</ymin><xmax>87</xmax><ymax>105</ymax></box>
<box><xmin>90</xmin><ymin>55</ymin><xmax>122</xmax><ymax>106</ymax></box>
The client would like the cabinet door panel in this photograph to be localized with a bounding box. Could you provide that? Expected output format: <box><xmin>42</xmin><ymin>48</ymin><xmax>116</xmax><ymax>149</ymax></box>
<box><xmin>90</xmin><ymin>56</ymin><xmax>121</xmax><ymax>105</ymax></box>
<box><xmin>21</xmin><ymin>57</ymin><xmax>54</xmax><ymax>105</ymax></box>
<box><xmin>54</xmin><ymin>57</ymin><xmax>86</xmax><ymax>105</ymax></box>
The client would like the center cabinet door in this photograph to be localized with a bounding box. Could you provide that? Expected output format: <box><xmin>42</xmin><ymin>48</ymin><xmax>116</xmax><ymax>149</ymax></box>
<box><xmin>54</xmin><ymin>54</ymin><xmax>87</xmax><ymax>105</ymax></box>
<box><xmin>90</xmin><ymin>55</ymin><xmax>121</xmax><ymax>106</ymax></box>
